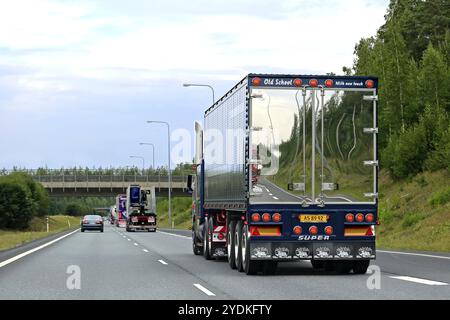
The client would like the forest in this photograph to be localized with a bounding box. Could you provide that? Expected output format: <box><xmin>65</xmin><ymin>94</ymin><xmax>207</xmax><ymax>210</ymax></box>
<box><xmin>349</xmin><ymin>0</ymin><xmax>449</xmax><ymax>180</ymax></box>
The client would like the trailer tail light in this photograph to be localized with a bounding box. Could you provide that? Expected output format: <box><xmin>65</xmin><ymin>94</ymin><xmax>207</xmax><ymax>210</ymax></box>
<box><xmin>355</xmin><ymin>213</ymin><xmax>364</xmax><ymax>222</ymax></box>
<box><xmin>365</xmin><ymin>213</ymin><xmax>374</xmax><ymax>223</ymax></box>
<box><xmin>324</xmin><ymin>226</ymin><xmax>333</xmax><ymax>235</ymax></box>
<box><xmin>345</xmin><ymin>213</ymin><xmax>355</xmax><ymax>222</ymax></box>
<box><xmin>324</xmin><ymin>79</ymin><xmax>333</xmax><ymax>87</ymax></box>
<box><xmin>293</xmin><ymin>78</ymin><xmax>303</xmax><ymax>87</ymax></box>
<box><xmin>344</xmin><ymin>226</ymin><xmax>375</xmax><ymax>237</ymax></box>
<box><xmin>217</xmin><ymin>233</ymin><xmax>225</xmax><ymax>240</ymax></box>
<box><xmin>272</xmin><ymin>213</ymin><xmax>282</xmax><ymax>222</ymax></box>
<box><xmin>309</xmin><ymin>79</ymin><xmax>318</xmax><ymax>87</ymax></box>
<box><xmin>365</xmin><ymin>79</ymin><xmax>374</xmax><ymax>88</ymax></box>
<box><xmin>293</xmin><ymin>226</ymin><xmax>302</xmax><ymax>235</ymax></box>
<box><xmin>262</xmin><ymin>213</ymin><xmax>271</xmax><ymax>222</ymax></box>
<box><xmin>309</xmin><ymin>226</ymin><xmax>318</xmax><ymax>235</ymax></box>
<box><xmin>249</xmin><ymin>226</ymin><xmax>281</xmax><ymax>237</ymax></box>
<box><xmin>252</xmin><ymin>77</ymin><xmax>261</xmax><ymax>86</ymax></box>
<box><xmin>251</xmin><ymin>213</ymin><xmax>261</xmax><ymax>222</ymax></box>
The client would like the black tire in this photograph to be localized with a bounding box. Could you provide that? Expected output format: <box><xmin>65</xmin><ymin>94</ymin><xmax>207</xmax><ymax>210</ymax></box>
<box><xmin>101</xmin><ymin>229</ymin><xmax>104</xmax><ymax>233</ymax></box>
<box><xmin>81</xmin><ymin>229</ymin><xmax>85</xmax><ymax>233</ymax></box>
<box><xmin>192</xmin><ymin>230</ymin><xmax>202</xmax><ymax>255</ymax></box>
<box><xmin>335</xmin><ymin>261</ymin><xmax>352</xmax><ymax>274</ymax></box>
<box><xmin>203</xmin><ymin>217</ymin><xmax>212</xmax><ymax>260</ymax></box>
<box><xmin>353</xmin><ymin>260</ymin><xmax>370</xmax><ymax>274</ymax></box>
<box><xmin>311</xmin><ymin>260</ymin><xmax>324</xmax><ymax>269</ymax></box>
<box><xmin>241</xmin><ymin>224</ymin><xmax>261</xmax><ymax>275</ymax></box>
<box><xmin>262</xmin><ymin>261</ymin><xmax>278</xmax><ymax>275</ymax></box>
<box><xmin>324</xmin><ymin>261</ymin><xmax>335</xmax><ymax>272</ymax></box>
<box><xmin>227</xmin><ymin>220</ymin><xmax>237</xmax><ymax>269</ymax></box>
<box><xmin>234</xmin><ymin>220</ymin><xmax>244</xmax><ymax>272</ymax></box>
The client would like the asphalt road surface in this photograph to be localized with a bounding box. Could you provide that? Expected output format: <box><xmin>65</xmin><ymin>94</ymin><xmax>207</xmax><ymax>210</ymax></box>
<box><xmin>0</xmin><ymin>223</ymin><xmax>449</xmax><ymax>299</ymax></box>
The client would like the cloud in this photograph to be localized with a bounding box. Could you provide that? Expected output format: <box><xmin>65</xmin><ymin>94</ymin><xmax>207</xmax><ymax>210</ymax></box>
<box><xmin>0</xmin><ymin>0</ymin><xmax>389</xmax><ymax>168</ymax></box>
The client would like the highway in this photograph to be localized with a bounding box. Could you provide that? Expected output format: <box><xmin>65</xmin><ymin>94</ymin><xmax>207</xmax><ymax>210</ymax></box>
<box><xmin>0</xmin><ymin>223</ymin><xmax>449</xmax><ymax>300</ymax></box>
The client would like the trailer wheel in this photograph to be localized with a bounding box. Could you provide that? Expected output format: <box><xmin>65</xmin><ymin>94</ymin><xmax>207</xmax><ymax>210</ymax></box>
<box><xmin>227</xmin><ymin>220</ymin><xmax>237</xmax><ymax>269</ymax></box>
<box><xmin>241</xmin><ymin>224</ymin><xmax>260</xmax><ymax>275</ymax></box>
<box><xmin>203</xmin><ymin>218</ymin><xmax>212</xmax><ymax>260</ymax></box>
<box><xmin>352</xmin><ymin>260</ymin><xmax>370</xmax><ymax>274</ymax></box>
<box><xmin>262</xmin><ymin>261</ymin><xmax>278</xmax><ymax>275</ymax></box>
<box><xmin>311</xmin><ymin>260</ymin><xmax>324</xmax><ymax>269</ymax></box>
<box><xmin>192</xmin><ymin>230</ymin><xmax>202</xmax><ymax>255</ymax></box>
<box><xmin>234</xmin><ymin>220</ymin><xmax>243</xmax><ymax>272</ymax></box>
<box><xmin>335</xmin><ymin>261</ymin><xmax>352</xmax><ymax>274</ymax></box>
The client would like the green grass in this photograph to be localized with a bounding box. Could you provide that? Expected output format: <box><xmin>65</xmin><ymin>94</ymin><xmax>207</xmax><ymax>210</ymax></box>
<box><xmin>377</xmin><ymin>170</ymin><xmax>450</xmax><ymax>252</ymax></box>
<box><xmin>0</xmin><ymin>215</ymin><xmax>81</xmax><ymax>251</ymax></box>
<box><xmin>156</xmin><ymin>197</ymin><xmax>192</xmax><ymax>230</ymax></box>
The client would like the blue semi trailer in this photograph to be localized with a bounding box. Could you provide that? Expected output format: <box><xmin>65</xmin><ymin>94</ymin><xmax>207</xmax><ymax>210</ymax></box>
<box><xmin>188</xmin><ymin>74</ymin><xmax>379</xmax><ymax>275</ymax></box>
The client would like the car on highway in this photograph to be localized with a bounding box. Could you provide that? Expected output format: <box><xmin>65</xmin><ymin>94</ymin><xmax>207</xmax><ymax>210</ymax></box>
<box><xmin>81</xmin><ymin>215</ymin><xmax>104</xmax><ymax>232</ymax></box>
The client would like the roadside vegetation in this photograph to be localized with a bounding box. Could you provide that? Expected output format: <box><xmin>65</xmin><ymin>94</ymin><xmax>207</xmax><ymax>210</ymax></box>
<box><xmin>0</xmin><ymin>215</ymin><xmax>81</xmax><ymax>251</ymax></box>
<box><xmin>155</xmin><ymin>197</ymin><xmax>192</xmax><ymax>229</ymax></box>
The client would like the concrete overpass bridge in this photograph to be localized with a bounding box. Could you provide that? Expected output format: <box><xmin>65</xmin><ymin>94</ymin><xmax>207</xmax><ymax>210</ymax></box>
<box><xmin>33</xmin><ymin>174</ymin><xmax>190</xmax><ymax>197</ymax></box>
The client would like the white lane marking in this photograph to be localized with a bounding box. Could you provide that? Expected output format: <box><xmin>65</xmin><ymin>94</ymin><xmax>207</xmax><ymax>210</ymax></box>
<box><xmin>0</xmin><ymin>229</ymin><xmax>80</xmax><ymax>269</ymax></box>
<box><xmin>134</xmin><ymin>243</ymin><xmax>139</xmax><ymax>246</ymax></box>
<box><xmin>127</xmin><ymin>238</ymin><xmax>131</xmax><ymax>241</ymax></box>
<box><xmin>377</xmin><ymin>250</ymin><xmax>450</xmax><ymax>260</ymax></box>
<box><xmin>193</xmin><ymin>284</ymin><xmax>216</xmax><ymax>296</ymax></box>
<box><xmin>272</xmin><ymin>196</ymin><xmax>279</xmax><ymax>200</ymax></box>
<box><xmin>157</xmin><ymin>230</ymin><xmax>191</xmax><ymax>239</ymax></box>
<box><xmin>142</xmin><ymin>249</ymin><xmax>149</xmax><ymax>253</ymax></box>
<box><xmin>268</xmin><ymin>193</ymin><xmax>273</xmax><ymax>196</ymax></box>
<box><xmin>158</xmin><ymin>259</ymin><xmax>168</xmax><ymax>265</ymax></box>
<box><xmin>389</xmin><ymin>276</ymin><xmax>448</xmax><ymax>286</ymax></box>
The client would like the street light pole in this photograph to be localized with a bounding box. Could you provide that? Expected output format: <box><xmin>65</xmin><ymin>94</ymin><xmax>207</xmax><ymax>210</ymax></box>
<box><xmin>183</xmin><ymin>83</ymin><xmax>215</xmax><ymax>105</ymax></box>
<box><xmin>147</xmin><ymin>121</ymin><xmax>172</xmax><ymax>229</ymax></box>
<box><xmin>129</xmin><ymin>155</ymin><xmax>145</xmax><ymax>173</ymax></box>
<box><xmin>139</xmin><ymin>142</ymin><xmax>155</xmax><ymax>169</ymax></box>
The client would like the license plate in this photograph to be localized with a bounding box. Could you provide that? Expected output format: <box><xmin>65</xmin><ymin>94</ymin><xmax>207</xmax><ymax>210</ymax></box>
<box><xmin>299</xmin><ymin>215</ymin><xmax>328</xmax><ymax>223</ymax></box>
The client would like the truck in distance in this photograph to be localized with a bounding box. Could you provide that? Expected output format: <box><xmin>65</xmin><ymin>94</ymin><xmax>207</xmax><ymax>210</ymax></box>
<box><xmin>125</xmin><ymin>184</ymin><xmax>157</xmax><ymax>232</ymax></box>
<box><xmin>188</xmin><ymin>73</ymin><xmax>378</xmax><ymax>275</ymax></box>
<box><xmin>115</xmin><ymin>194</ymin><xmax>127</xmax><ymax>228</ymax></box>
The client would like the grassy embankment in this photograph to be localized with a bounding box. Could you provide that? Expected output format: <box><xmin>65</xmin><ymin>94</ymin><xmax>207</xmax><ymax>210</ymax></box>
<box><xmin>0</xmin><ymin>215</ymin><xmax>81</xmax><ymax>251</ymax></box>
<box><xmin>154</xmin><ymin>170</ymin><xmax>450</xmax><ymax>252</ymax></box>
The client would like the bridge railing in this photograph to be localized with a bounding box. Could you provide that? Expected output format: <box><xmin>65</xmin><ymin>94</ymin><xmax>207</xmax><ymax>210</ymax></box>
<box><xmin>34</xmin><ymin>174</ymin><xmax>187</xmax><ymax>183</ymax></box>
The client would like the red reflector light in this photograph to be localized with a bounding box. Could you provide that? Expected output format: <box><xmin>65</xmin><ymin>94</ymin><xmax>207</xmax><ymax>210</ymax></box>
<box><xmin>356</xmin><ymin>213</ymin><xmax>364</xmax><ymax>222</ymax></box>
<box><xmin>272</xmin><ymin>213</ymin><xmax>281</xmax><ymax>222</ymax></box>
<box><xmin>251</xmin><ymin>213</ymin><xmax>261</xmax><ymax>222</ymax></box>
<box><xmin>324</xmin><ymin>79</ymin><xmax>333</xmax><ymax>87</ymax></box>
<box><xmin>365</xmin><ymin>213</ymin><xmax>374</xmax><ymax>223</ymax></box>
<box><xmin>345</xmin><ymin>213</ymin><xmax>354</xmax><ymax>222</ymax></box>
<box><xmin>293</xmin><ymin>226</ymin><xmax>302</xmax><ymax>235</ymax></box>
<box><xmin>217</xmin><ymin>233</ymin><xmax>225</xmax><ymax>240</ymax></box>
<box><xmin>309</xmin><ymin>226</ymin><xmax>318</xmax><ymax>235</ymax></box>
<box><xmin>309</xmin><ymin>79</ymin><xmax>318</xmax><ymax>87</ymax></box>
<box><xmin>293</xmin><ymin>78</ymin><xmax>302</xmax><ymax>87</ymax></box>
<box><xmin>252</xmin><ymin>77</ymin><xmax>261</xmax><ymax>86</ymax></box>
<box><xmin>249</xmin><ymin>226</ymin><xmax>280</xmax><ymax>236</ymax></box>
<box><xmin>366</xmin><ymin>226</ymin><xmax>374</xmax><ymax>236</ymax></box>
<box><xmin>365</xmin><ymin>79</ymin><xmax>374</xmax><ymax>88</ymax></box>
<box><xmin>262</xmin><ymin>213</ymin><xmax>271</xmax><ymax>222</ymax></box>
<box><xmin>324</xmin><ymin>226</ymin><xmax>333</xmax><ymax>235</ymax></box>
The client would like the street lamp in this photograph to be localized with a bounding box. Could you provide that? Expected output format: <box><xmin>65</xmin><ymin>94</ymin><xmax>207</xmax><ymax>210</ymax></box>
<box><xmin>147</xmin><ymin>120</ymin><xmax>172</xmax><ymax>229</ymax></box>
<box><xmin>183</xmin><ymin>83</ymin><xmax>215</xmax><ymax>105</ymax></box>
<box><xmin>129</xmin><ymin>155</ymin><xmax>145</xmax><ymax>172</ymax></box>
<box><xmin>139</xmin><ymin>142</ymin><xmax>155</xmax><ymax>169</ymax></box>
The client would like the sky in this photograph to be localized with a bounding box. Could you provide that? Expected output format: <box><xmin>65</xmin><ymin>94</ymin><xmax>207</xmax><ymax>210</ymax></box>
<box><xmin>0</xmin><ymin>0</ymin><xmax>389</xmax><ymax>169</ymax></box>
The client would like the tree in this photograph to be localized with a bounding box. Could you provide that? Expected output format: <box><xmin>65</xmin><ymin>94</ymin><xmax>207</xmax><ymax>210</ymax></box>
<box><xmin>0</xmin><ymin>182</ymin><xmax>34</xmax><ymax>230</ymax></box>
